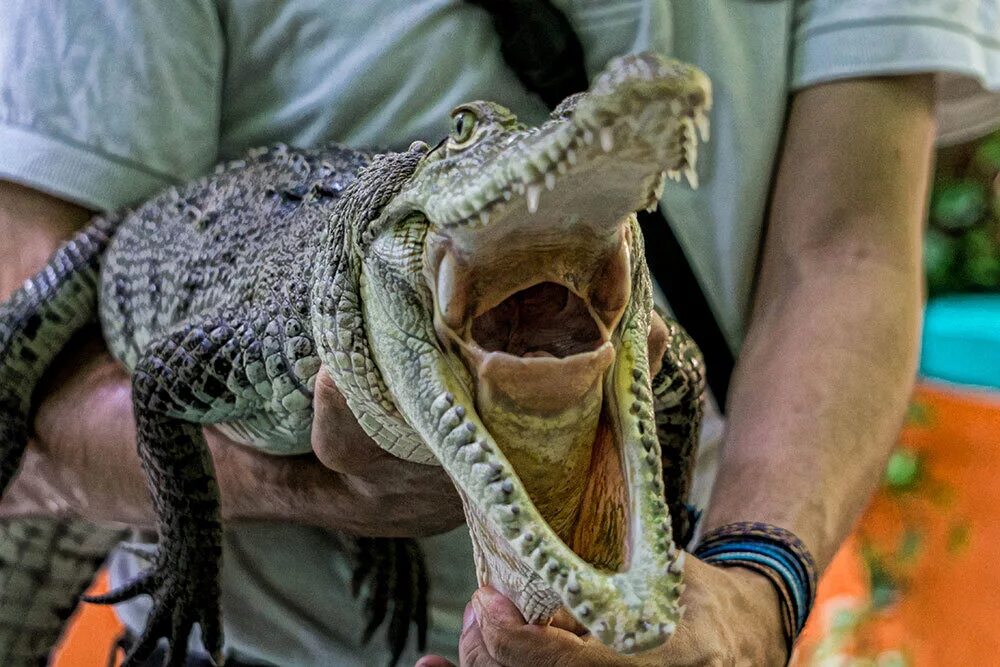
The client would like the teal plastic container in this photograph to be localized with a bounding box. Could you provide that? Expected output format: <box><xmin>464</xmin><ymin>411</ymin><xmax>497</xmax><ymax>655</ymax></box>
<box><xmin>920</xmin><ymin>294</ymin><xmax>1000</xmax><ymax>390</ymax></box>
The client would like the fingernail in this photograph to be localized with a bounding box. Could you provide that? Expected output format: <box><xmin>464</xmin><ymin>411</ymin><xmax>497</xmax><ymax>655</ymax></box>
<box><xmin>471</xmin><ymin>590</ymin><xmax>489</xmax><ymax>624</ymax></box>
<box><xmin>463</xmin><ymin>601</ymin><xmax>478</xmax><ymax>631</ymax></box>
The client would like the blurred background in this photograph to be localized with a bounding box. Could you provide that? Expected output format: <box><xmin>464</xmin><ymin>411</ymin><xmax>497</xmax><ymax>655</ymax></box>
<box><xmin>49</xmin><ymin>113</ymin><xmax>1000</xmax><ymax>667</ymax></box>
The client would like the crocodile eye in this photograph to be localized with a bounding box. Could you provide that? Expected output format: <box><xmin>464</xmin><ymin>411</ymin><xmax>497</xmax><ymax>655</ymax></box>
<box><xmin>450</xmin><ymin>109</ymin><xmax>478</xmax><ymax>145</ymax></box>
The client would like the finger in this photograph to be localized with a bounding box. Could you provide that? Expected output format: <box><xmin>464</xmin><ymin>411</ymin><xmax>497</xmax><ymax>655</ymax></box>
<box><xmin>471</xmin><ymin>587</ymin><xmax>593</xmax><ymax>667</ymax></box>
<box><xmin>647</xmin><ymin>311</ymin><xmax>668</xmax><ymax>376</ymax></box>
<box><xmin>459</xmin><ymin>601</ymin><xmax>502</xmax><ymax>667</ymax></box>
<box><xmin>414</xmin><ymin>656</ymin><xmax>456</xmax><ymax>667</ymax></box>
<box><xmin>310</xmin><ymin>366</ymin><xmax>392</xmax><ymax>474</ymax></box>
<box><xmin>549</xmin><ymin>608</ymin><xmax>588</xmax><ymax>636</ymax></box>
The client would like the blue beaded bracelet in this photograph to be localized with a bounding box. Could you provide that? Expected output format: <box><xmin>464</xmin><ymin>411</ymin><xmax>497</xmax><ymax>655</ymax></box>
<box><xmin>692</xmin><ymin>522</ymin><xmax>817</xmax><ymax>655</ymax></box>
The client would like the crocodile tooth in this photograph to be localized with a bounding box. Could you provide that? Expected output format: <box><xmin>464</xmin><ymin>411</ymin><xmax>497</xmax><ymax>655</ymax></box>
<box><xmin>599</xmin><ymin>127</ymin><xmax>614</xmax><ymax>152</ymax></box>
<box><xmin>683</xmin><ymin>166</ymin><xmax>699</xmax><ymax>189</ymax></box>
<box><xmin>695</xmin><ymin>111</ymin><xmax>710</xmax><ymax>141</ymax></box>
<box><xmin>502</xmin><ymin>189</ymin><xmax>512</xmax><ymax>201</ymax></box>
<box><xmin>526</xmin><ymin>183</ymin><xmax>542</xmax><ymax>214</ymax></box>
<box><xmin>653</xmin><ymin>171</ymin><xmax>667</xmax><ymax>200</ymax></box>
<box><xmin>556</xmin><ymin>160</ymin><xmax>568</xmax><ymax>175</ymax></box>
<box><xmin>582</xmin><ymin>128</ymin><xmax>594</xmax><ymax>145</ymax></box>
<box><xmin>565</xmin><ymin>148</ymin><xmax>578</xmax><ymax>165</ymax></box>
<box><xmin>479</xmin><ymin>210</ymin><xmax>491</xmax><ymax>226</ymax></box>
<box><xmin>544</xmin><ymin>172</ymin><xmax>556</xmax><ymax>191</ymax></box>
<box><xmin>512</xmin><ymin>181</ymin><xmax>525</xmax><ymax>195</ymax></box>
<box><xmin>682</xmin><ymin>118</ymin><xmax>697</xmax><ymax>156</ymax></box>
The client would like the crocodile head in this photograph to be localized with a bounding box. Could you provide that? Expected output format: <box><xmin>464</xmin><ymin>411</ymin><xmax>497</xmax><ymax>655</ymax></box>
<box><xmin>328</xmin><ymin>52</ymin><xmax>711</xmax><ymax>653</ymax></box>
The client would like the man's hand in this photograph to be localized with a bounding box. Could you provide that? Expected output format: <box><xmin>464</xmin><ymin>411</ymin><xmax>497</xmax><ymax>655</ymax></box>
<box><xmin>416</xmin><ymin>558</ymin><xmax>786</xmax><ymax>667</ymax></box>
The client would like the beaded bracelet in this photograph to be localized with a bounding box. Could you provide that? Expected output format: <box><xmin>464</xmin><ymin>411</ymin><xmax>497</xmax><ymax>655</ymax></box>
<box><xmin>692</xmin><ymin>522</ymin><xmax>817</xmax><ymax>655</ymax></box>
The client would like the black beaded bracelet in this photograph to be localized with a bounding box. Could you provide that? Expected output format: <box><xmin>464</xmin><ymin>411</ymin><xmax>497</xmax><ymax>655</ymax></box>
<box><xmin>692</xmin><ymin>522</ymin><xmax>817</xmax><ymax>655</ymax></box>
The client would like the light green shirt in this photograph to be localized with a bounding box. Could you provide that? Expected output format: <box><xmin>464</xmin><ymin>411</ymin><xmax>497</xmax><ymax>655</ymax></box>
<box><xmin>2</xmin><ymin>1</ymin><xmax>999</xmax><ymax>664</ymax></box>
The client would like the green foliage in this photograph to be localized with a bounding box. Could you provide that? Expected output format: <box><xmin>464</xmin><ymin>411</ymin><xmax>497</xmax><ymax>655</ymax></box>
<box><xmin>884</xmin><ymin>449</ymin><xmax>922</xmax><ymax>492</ymax></box>
<box><xmin>926</xmin><ymin>131</ymin><xmax>1000</xmax><ymax>296</ymax></box>
<box><xmin>930</xmin><ymin>181</ymin><xmax>987</xmax><ymax>231</ymax></box>
<box><xmin>946</xmin><ymin>522</ymin><xmax>971</xmax><ymax>554</ymax></box>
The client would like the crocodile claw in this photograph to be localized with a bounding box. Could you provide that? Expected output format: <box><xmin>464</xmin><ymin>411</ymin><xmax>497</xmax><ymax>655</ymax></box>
<box><xmin>83</xmin><ymin>545</ymin><xmax>222</xmax><ymax>666</ymax></box>
<box><xmin>352</xmin><ymin>537</ymin><xmax>429</xmax><ymax>667</ymax></box>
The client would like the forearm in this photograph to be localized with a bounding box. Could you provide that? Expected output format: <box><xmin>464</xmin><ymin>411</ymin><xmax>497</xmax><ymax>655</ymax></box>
<box><xmin>4</xmin><ymin>331</ymin><xmax>455</xmax><ymax>535</ymax></box>
<box><xmin>707</xmin><ymin>244</ymin><xmax>922</xmax><ymax>568</ymax></box>
<box><xmin>703</xmin><ymin>75</ymin><xmax>935</xmax><ymax>569</ymax></box>
<box><xmin>0</xmin><ymin>180</ymin><xmax>151</xmax><ymax>523</ymax></box>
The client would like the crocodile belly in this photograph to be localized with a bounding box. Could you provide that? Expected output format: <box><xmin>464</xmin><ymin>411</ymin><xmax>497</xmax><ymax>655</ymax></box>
<box><xmin>213</xmin><ymin>416</ymin><xmax>312</xmax><ymax>455</ymax></box>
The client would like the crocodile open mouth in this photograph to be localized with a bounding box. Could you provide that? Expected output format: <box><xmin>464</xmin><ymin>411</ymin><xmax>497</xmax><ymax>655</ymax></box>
<box><xmin>432</xmin><ymin>204</ymin><xmax>644</xmax><ymax>577</ymax></box>
<box><xmin>358</xmin><ymin>52</ymin><xmax>711</xmax><ymax>653</ymax></box>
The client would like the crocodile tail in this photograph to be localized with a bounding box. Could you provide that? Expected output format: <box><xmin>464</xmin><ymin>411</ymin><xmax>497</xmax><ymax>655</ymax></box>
<box><xmin>0</xmin><ymin>518</ymin><xmax>128</xmax><ymax>667</ymax></box>
<box><xmin>0</xmin><ymin>213</ymin><xmax>121</xmax><ymax>493</ymax></box>
<box><xmin>0</xmin><ymin>213</ymin><xmax>127</xmax><ymax>665</ymax></box>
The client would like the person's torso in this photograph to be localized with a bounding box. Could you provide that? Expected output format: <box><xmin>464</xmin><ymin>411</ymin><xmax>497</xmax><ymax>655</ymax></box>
<box><xmin>111</xmin><ymin>2</ymin><xmax>793</xmax><ymax>664</ymax></box>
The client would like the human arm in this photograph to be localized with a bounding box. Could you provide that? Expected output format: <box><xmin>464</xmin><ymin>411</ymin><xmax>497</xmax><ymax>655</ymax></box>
<box><xmin>420</xmin><ymin>73</ymin><xmax>934</xmax><ymax>666</ymax></box>
<box><xmin>0</xmin><ymin>180</ymin><xmax>465</xmax><ymax>536</ymax></box>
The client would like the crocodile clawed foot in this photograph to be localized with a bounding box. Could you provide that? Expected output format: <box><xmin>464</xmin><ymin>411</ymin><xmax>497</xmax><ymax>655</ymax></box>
<box><xmin>352</xmin><ymin>537</ymin><xmax>429</xmax><ymax>667</ymax></box>
<box><xmin>82</xmin><ymin>545</ymin><xmax>223</xmax><ymax>667</ymax></box>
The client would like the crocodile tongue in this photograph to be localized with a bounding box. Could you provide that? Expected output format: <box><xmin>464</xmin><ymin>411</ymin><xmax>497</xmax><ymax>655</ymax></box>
<box><xmin>468</xmin><ymin>342</ymin><xmax>615</xmax><ymax>551</ymax></box>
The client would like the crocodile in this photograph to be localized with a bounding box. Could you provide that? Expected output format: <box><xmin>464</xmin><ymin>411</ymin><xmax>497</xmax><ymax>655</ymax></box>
<box><xmin>0</xmin><ymin>52</ymin><xmax>711</xmax><ymax>665</ymax></box>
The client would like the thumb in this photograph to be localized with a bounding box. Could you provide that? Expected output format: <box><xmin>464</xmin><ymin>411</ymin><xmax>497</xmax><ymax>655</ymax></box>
<box><xmin>471</xmin><ymin>586</ymin><xmax>527</xmax><ymax>631</ymax></box>
<box><xmin>414</xmin><ymin>656</ymin><xmax>456</xmax><ymax>667</ymax></box>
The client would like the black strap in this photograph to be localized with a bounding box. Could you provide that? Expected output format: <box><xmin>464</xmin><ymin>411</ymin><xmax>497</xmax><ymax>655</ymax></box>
<box><xmin>637</xmin><ymin>211</ymin><xmax>734</xmax><ymax>410</ymax></box>
<box><xmin>465</xmin><ymin>0</ymin><xmax>589</xmax><ymax>108</ymax></box>
<box><xmin>471</xmin><ymin>0</ymin><xmax>735</xmax><ymax>410</ymax></box>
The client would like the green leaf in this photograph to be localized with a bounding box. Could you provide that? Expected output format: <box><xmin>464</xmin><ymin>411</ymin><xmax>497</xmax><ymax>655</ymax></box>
<box><xmin>963</xmin><ymin>227</ymin><xmax>999</xmax><ymax>257</ymax></box>
<box><xmin>924</xmin><ymin>229</ymin><xmax>958</xmax><ymax>294</ymax></box>
<box><xmin>931</xmin><ymin>181</ymin><xmax>988</xmax><ymax>230</ymax></box>
<box><xmin>877</xmin><ymin>650</ymin><xmax>911</xmax><ymax>667</ymax></box>
<box><xmin>904</xmin><ymin>402</ymin><xmax>933</xmax><ymax>427</ymax></box>
<box><xmin>897</xmin><ymin>528</ymin><xmax>922</xmax><ymax>563</ymax></box>
<box><xmin>831</xmin><ymin>607</ymin><xmax>860</xmax><ymax>632</ymax></box>
<box><xmin>885</xmin><ymin>450</ymin><xmax>922</xmax><ymax>491</ymax></box>
<box><xmin>973</xmin><ymin>132</ymin><xmax>1000</xmax><ymax>171</ymax></box>
<box><xmin>964</xmin><ymin>254</ymin><xmax>1000</xmax><ymax>288</ymax></box>
<box><xmin>947</xmin><ymin>522</ymin><xmax>971</xmax><ymax>554</ymax></box>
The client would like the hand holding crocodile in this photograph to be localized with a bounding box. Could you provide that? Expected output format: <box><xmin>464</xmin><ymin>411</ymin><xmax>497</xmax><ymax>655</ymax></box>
<box><xmin>419</xmin><ymin>560</ymin><xmax>787</xmax><ymax>666</ymax></box>
<box><xmin>6</xmin><ymin>336</ymin><xmax>464</xmax><ymax>537</ymax></box>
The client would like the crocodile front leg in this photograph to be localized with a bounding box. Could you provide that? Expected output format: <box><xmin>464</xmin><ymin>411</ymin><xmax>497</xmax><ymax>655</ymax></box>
<box><xmin>83</xmin><ymin>320</ymin><xmax>231</xmax><ymax>666</ymax></box>
<box><xmin>352</xmin><ymin>537</ymin><xmax>430</xmax><ymax>666</ymax></box>
<box><xmin>84</xmin><ymin>312</ymin><xmax>430</xmax><ymax>665</ymax></box>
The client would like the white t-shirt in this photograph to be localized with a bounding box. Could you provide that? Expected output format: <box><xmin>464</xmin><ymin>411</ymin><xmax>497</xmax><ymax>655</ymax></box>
<box><xmin>2</xmin><ymin>1</ymin><xmax>999</xmax><ymax>664</ymax></box>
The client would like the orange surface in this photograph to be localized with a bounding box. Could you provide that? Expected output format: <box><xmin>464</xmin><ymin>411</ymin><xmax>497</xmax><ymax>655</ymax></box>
<box><xmin>53</xmin><ymin>570</ymin><xmax>122</xmax><ymax>667</ymax></box>
<box><xmin>798</xmin><ymin>382</ymin><xmax>1000</xmax><ymax>665</ymax></box>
